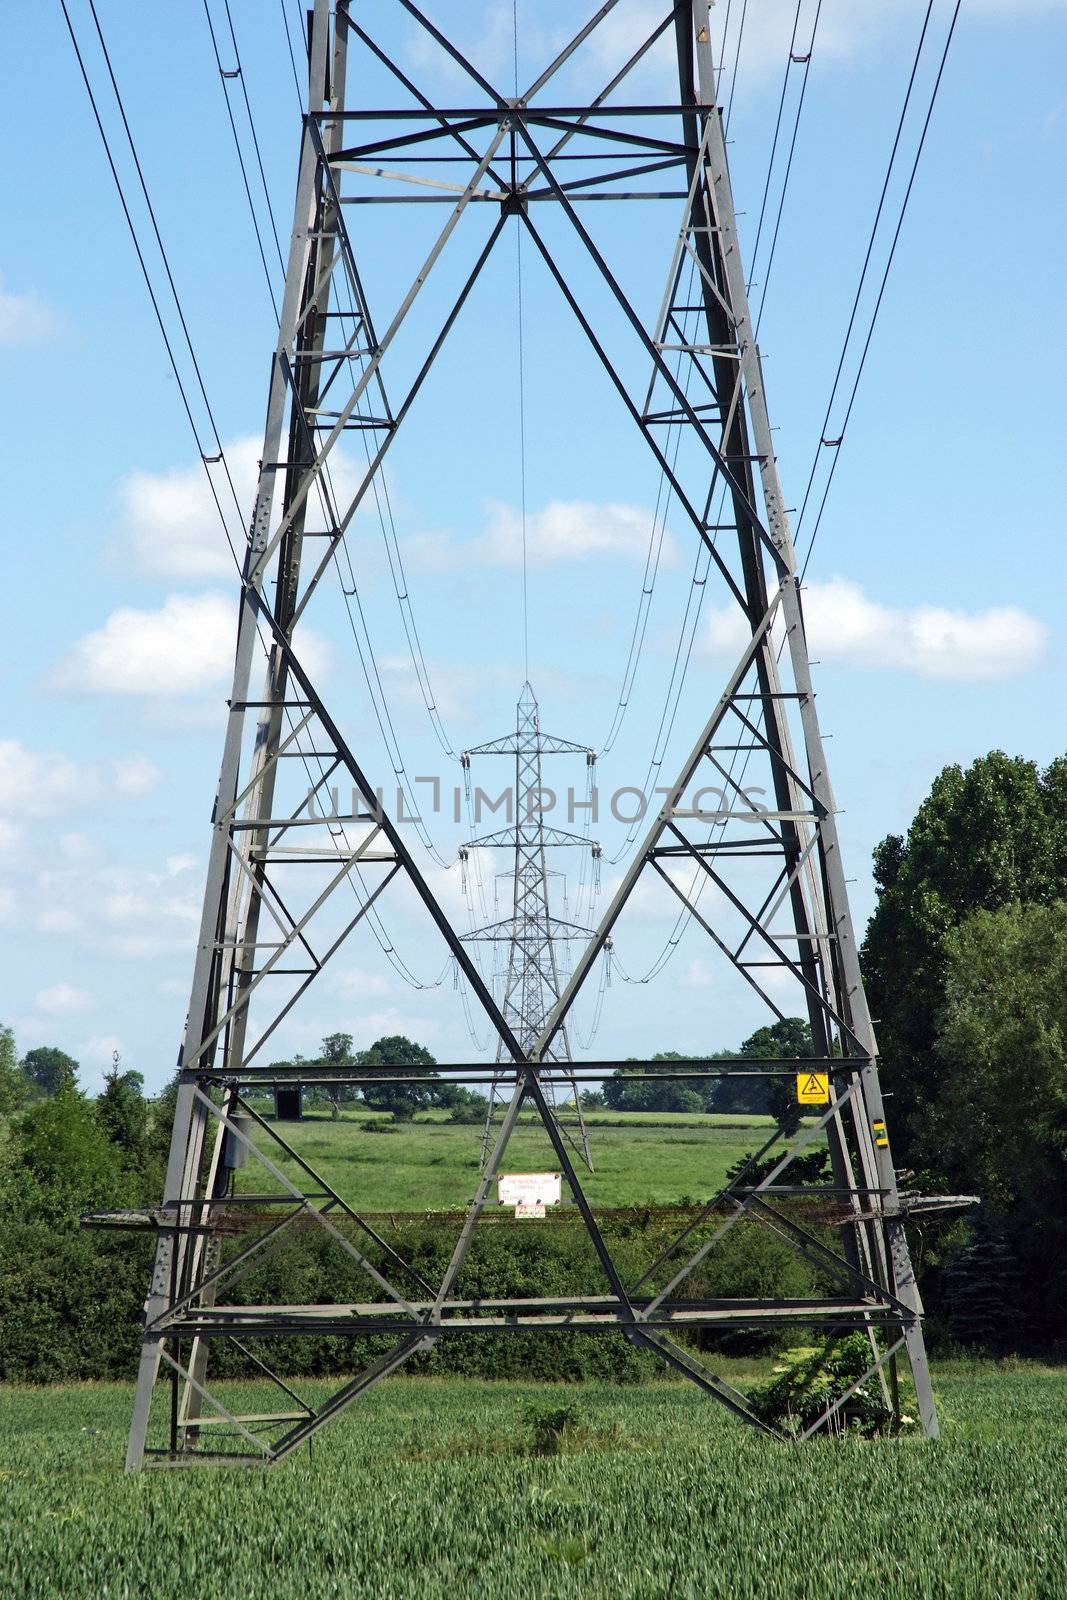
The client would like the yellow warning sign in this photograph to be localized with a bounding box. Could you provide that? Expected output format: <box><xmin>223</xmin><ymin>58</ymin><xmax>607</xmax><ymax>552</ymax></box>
<box><xmin>796</xmin><ymin>1071</ymin><xmax>830</xmax><ymax>1106</ymax></box>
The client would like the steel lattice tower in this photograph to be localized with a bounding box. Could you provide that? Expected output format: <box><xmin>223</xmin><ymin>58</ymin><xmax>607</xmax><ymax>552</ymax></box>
<box><xmin>460</xmin><ymin>682</ymin><xmax>599</xmax><ymax>1169</ymax></box>
<box><xmin>105</xmin><ymin>0</ymin><xmax>950</xmax><ymax>1468</ymax></box>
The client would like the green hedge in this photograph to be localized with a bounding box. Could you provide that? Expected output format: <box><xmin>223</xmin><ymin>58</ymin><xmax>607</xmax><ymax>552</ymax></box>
<box><xmin>0</xmin><ymin>1208</ymin><xmax>822</xmax><ymax>1385</ymax></box>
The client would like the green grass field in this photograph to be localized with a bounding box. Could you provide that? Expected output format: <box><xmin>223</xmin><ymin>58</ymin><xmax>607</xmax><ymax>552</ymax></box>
<box><xmin>3</xmin><ymin>1365</ymin><xmax>1065</xmax><ymax>1598</ymax></box>
<box><xmin>235</xmin><ymin>1110</ymin><xmax>788</xmax><ymax>1211</ymax></box>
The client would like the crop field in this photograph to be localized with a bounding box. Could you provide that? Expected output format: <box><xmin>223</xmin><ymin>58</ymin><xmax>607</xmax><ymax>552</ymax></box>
<box><xmin>3</xmin><ymin>1365</ymin><xmax>1065</xmax><ymax>1599</ymax></box>
<box><xmin>235</xmin><ymin>1110</ymin><xmax>789</xmax><ymax>1211</ymax></box>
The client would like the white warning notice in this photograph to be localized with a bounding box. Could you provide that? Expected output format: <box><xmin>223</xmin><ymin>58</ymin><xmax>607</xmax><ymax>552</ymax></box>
<box><xmin>498</xmin><ymin>1172</ymin><xmax>562</xmax><ymax>1208</ymax></box>
<box><xmin>514</xmin><ymin>1203</ymin><xmax>546</xmax><ymax>1220</ymax></box>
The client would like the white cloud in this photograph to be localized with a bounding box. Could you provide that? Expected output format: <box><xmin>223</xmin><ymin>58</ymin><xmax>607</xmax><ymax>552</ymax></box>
<box><xmin>58</xmin><ymin>833</ymin><xmax>100</xmax><ymax>863</ymax></box>
<box><xmin>679</xmin><ymin>957</ymin><xmax>718</xmax><ymax>991</ymax></box>
<box><xmin>0</xmin><ymin>885</ymin><xmax>16</xmax><ymax>920</ymax></box>
<box><xmin>330</xmin><ymin>965</ymin><xmax>394</xmax><ymax>999</ymax></box>
<box><xmin>0</xmin><ymin>275</ymin><xmax>63</xmax><ymax>344</ymax></box>
<box><xmin>165</xmin><ymin>852</ymin><xmax>198</xmax><ymax>876</ymax></box>
<box><xmin>49</xmin><ymin>591</ymin><xmax>331</xmax><ymax>698</ymax></box>
<box><xmin>706</xmin><ymin>575</ymin><xmax>1048</xmax><ymax>681</ymax></box>
<box><xmin>408</xmin><ymin>498</ymin><xmax>678</xmax><ymax>570</ymax></box>
<box><xmin>113</xmin><ymin>436</ymin><xmax>377</xmax><ymax>581</ymax></box>
<box><xmin>30</xmin><ymin>856</ymin><xmax>202</xmax><ymax>960</ymax></box>
<box><xmin>0</xmin><ymin>740</ymin><xmax>163</xmax><ymax>817</ymax></box>
<box><xmin>35</xmin><ymin>983</ymin><xmax>93</xmax><ymax>1016</ymax></box>
<box><xmin>81</xmin><ymin>1034</ymin><xmax>125</xmax><ymax>1067</ymax></box>
<box><xmin>51</xmin><ymin>593</ymin><xmax>238</xmax><ymax>697</ymax></box>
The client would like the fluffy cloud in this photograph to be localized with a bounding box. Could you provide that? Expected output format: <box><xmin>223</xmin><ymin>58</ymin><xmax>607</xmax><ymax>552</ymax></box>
<box><xmin>0</xmin><ymin>740</ymin><xmax>163</xmax><ymax>817</ymax></box>
<box><xmin>32</xmin><ymin>858</ymin><xmax>202</xmax><ymax>960</ymax></box>
<box><xmin>34</xmin><ymin>983</ymin><xmax>93</xmax><ymax>1016</ymax></box>
<box><xmin>113</xmin><ymin>436</ymin><xmax>376</xmax><ymax>581</ymax></box>
<box><xmin>51</xmin><ymin>593</ymin><xmax>239</xmax><ymax>696</ymax></box>
<box><xmin>0</xmin><ymin>275</ymin><xmax>63</xmax><ymax>344</ymax></box>
<box><xmin>408</xmin><ymin>498</ymin><xmax>678</xmax><ymax>570</ymax></box>
<box><xmin>49</xmin><ymin>592</ymin><xmax>331</xmax><ymax>698</ymax></box>
<box><xmin>706</xmin><ymin>575</ymin><xmax>1047</xmax><ymax>681</ymax></box>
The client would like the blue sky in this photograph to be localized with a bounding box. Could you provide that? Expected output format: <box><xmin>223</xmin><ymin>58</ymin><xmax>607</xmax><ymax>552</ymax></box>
<box><xmin>1</xmin><ymin>0</ymin><xmax>1064</xmax><ymax>1091</ymax></box>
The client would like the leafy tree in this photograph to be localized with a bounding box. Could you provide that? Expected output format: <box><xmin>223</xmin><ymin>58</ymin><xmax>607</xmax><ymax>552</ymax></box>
<box><xmin>359</xmin><ymin>1034</ymin><xmax>439</xmax><ymax>1118</ymax></box>
<box><xmin>313</xmin><ymin>1035</ymin><xmax>360</xmax><ymax>1116</ymax></box>
<box><xmin>861</xmin><ymin>752</ymin><xmax>1067</xmax><ymax>1159</ymax></box>
<box><xmin>10</xmin><ymin>1081</ymin><xmax>125</xmax><ymax>1221</ymax></box>
<box><xmin>446</xmin><ymin>1092</ymin><xmax>489</xmax><ymax>1125</ymax></box>
<box><xmin>147</xmin><ymin>1072</ymin><xmax>180</xmax><ymax>1175</ymax></box>
<box><xmin>603</xmin><ymin>1054</ymin><xmax>704</xmax><ymax>1114</ymax></box>
<box><xmin>921</xmin><ymin>899</ymin><xmax>1067</xmax><ymax>1339</ymax></box>
<box><xmin>739</xmin><ymin>1018</ymin><xmax>814</xmax><ymax>1137</ymax></box>
<box><xmin>0</xmin><ymin>1023</ymin><xmax>30</xmax><ymax>1115</ymax></box>
<box><xmin>21</xmin><ymin>1044</ymin><xmax>80</xmax><ymax>1096</ymax></box>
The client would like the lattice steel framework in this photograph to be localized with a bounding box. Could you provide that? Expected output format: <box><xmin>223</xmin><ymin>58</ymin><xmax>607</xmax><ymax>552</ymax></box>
<box><xmin>117</xmin><ymin>0</ymin><xmax>944</xmax><ymax>1468</ymax></box>
<box><xmin>460</xmin><ymin>681</ymin><xmax>599</xmax><ymax>1169</ymax></box>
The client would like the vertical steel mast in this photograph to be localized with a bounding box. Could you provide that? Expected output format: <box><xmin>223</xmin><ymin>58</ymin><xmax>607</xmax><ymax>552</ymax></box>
<box><xmin>116</xmin><ymin>0</ymin><xmax>941</xmax><ymax>1468</ymax></box>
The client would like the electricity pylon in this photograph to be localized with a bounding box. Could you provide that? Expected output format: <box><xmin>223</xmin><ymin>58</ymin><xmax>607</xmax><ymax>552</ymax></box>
<box><xmin>460</xmin><ymin>682</ymin><xmax>600</xmax><ymax>1170</ymax></box>
<box><xmin>111</xmin><ymin>0</ymin><xmax>946</xmax><ymax>1468</ymax></box>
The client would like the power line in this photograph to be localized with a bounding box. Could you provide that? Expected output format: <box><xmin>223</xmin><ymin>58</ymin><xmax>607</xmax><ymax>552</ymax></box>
<box><xmin>798</xmin><ymin>0</ymin><xmax>958</xmax><ymax>580</ymax></box>
<box><xmin>614</xmin><ymin>2</ymin><xmax>960</xmax><ymax>986</ymax></box>
<box><xmin>600</xmin><ymin>2</ymin><xmax>812</xmax><ymax>769</ymax></box>
<box><xmin>201</xmin><ymin>0</ymin><xmax>460</xmax><ymax>850</ymax></box>
<box><xmin>278</xmin><ymin>0</ymin><xmax>304</xmax><ymax>104</ymax></box>
<box><xmin>202</xmin><ymin>0</ymin><xmax>282</xmax><ymax>317</ymax></box>
<box><xmin>752</xmin><ymin>1</ymin><xmax>822</xmax><ymax>338</ymax></box>
<box><xmin>723</xmin><ymin>0</ymin><xmax>748</xmax><ymax>133</ymax></box>
<box><xmin>82</xmin><ymin>0</ymin><xmax>248</xmax><ymax>541</ymax></box>
<box><xmin>62</xmin><ymin>0</ymin><xmax>442</xmax><ymax>991</ymax></box>
<box><xmin>221</xmin><ymin>0</ymin><xmax>287</xmax><ymax>272</ymax></box>
<box><xmin>793</xmin><ymin>0</ymin><xmax>936</xmax><ymax>550</ymax></box>
<box><xmin>745</xmin><ymin>0</ymin><xmax>804</xmax><ymax>292</ymax></box>
<box><xmin>514</xmin><ymin>0</ymin><xmax>530</xmax><ymax>681</ymax></box>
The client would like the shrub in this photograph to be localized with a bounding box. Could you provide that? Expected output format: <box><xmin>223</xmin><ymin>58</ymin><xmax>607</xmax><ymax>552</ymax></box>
<box><xmin>747</xmin><ymin>1334</ymin><xmax>915</xmax><ymax>1438</ymax></box>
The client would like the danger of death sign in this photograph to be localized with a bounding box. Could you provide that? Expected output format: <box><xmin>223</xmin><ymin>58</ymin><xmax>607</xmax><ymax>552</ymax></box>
<box><xmin>795</xmin><ymin>1072</ymin><xmax>830</xmax><ymax>1106</ymax></box>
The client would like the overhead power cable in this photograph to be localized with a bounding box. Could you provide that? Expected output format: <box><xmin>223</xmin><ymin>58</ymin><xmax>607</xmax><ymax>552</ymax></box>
<box><xmin>63</xmin><ymin>0</ymin><xmax>443</xmax><ymax>990</ymax></box>
<box><xmin>203</xmin><ymin>0</ymin><xmax>459</xmax><ymax>859</ymax></box>
<box><xmin>202</xmin><ymin>0</ymin><xmax>284</xmax><ymax>316</ymax></box>
<box><xmin>614</xmin><ymin>1</ymin><xmax>960</xmax><ymax>986</ymax></box>
<box><xmin>752</xmin><ymin>1</ymin><xmax>822</xmax><ymax>338</ymax></box>
<box><xmin>599</xmin><ymin>2</ymin><xmax>813</xmax><ymax>773</ymax></box>
<box><xmin>796</xmin><ymin>0</ymin><xmax>960</xmax><ymax>576</ymax></box>
<box><xmin>745</xmin><ymin>0</ymin><xmax>804</xmax><ymax>293</ymax></box>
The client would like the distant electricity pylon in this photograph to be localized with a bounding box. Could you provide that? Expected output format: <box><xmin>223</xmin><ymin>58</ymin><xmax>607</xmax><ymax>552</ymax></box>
<box><xmin>105</xmin><ymin>0</ymin><xmax>950</xmax><ymax>1468</ymax></box>
<box><xmin>460</xmin><ymin>682</ymin><xmax>600</xmax><ymax>1170</ymax></box>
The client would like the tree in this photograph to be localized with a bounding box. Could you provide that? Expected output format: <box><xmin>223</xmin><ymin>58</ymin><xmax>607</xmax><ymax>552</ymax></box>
<box><xmin>861</xmin><ymin>752</ymin><xmax>1067</xmax><ymax>1159</ymax></box>
<box><xmin>925</xmin><ymin>899</ymin><xmax>1067</xmax><ymax>1339</ymax></box>
<box><xmin>314</xmin><ymin>1034</ymin><xmax>360</xmax><ymax>1116</ymax></box>
<box><xmin>0</xmin><ymin>1024</ymin><xmax>30</xmax><ymax>1115</ymax></box>
<box><xmin>96</xmin><ymin>1053</ymin><xmax>151</xmax><ymax>1174</ymax></box>
<box><xmin>10</xmin><ymin>1080</ymin><xmax>124</xmax><ymax>1221</ymax></box>
<box><xmin>739</xmin><ymin>1018</ymin><xmax>813</xmax><ymax>1137</ymax></box>
<box><xmin>147</xmin><ymin>1072</ymin><xmax>180</xmax><ymax>1174</ymax></box>
<box><xmin>21</xmin><ymin>1045</ymin><xmax>80</xmax><ymax>1097</ymax></box>
<box><xmin>603</xmin><ymin>1055</ymin><xmax>705</xmax><ymax>1114</ymax></box>
<box><xmin>359</xmin><ymin>1034</ymin><xmax>438</xmax><ymax>1118</ymax></box>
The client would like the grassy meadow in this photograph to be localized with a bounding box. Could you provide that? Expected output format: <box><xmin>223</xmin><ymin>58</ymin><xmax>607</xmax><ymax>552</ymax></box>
<box><xmin>234</xmin><ymin>1107</ymin><xmax>787</xmax><ymax>1211</ymax></box>
<box><xmin>3</xmin><ymin>1365</ymin><xmax>1066</xmax><ymax>1599</ymax></box>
